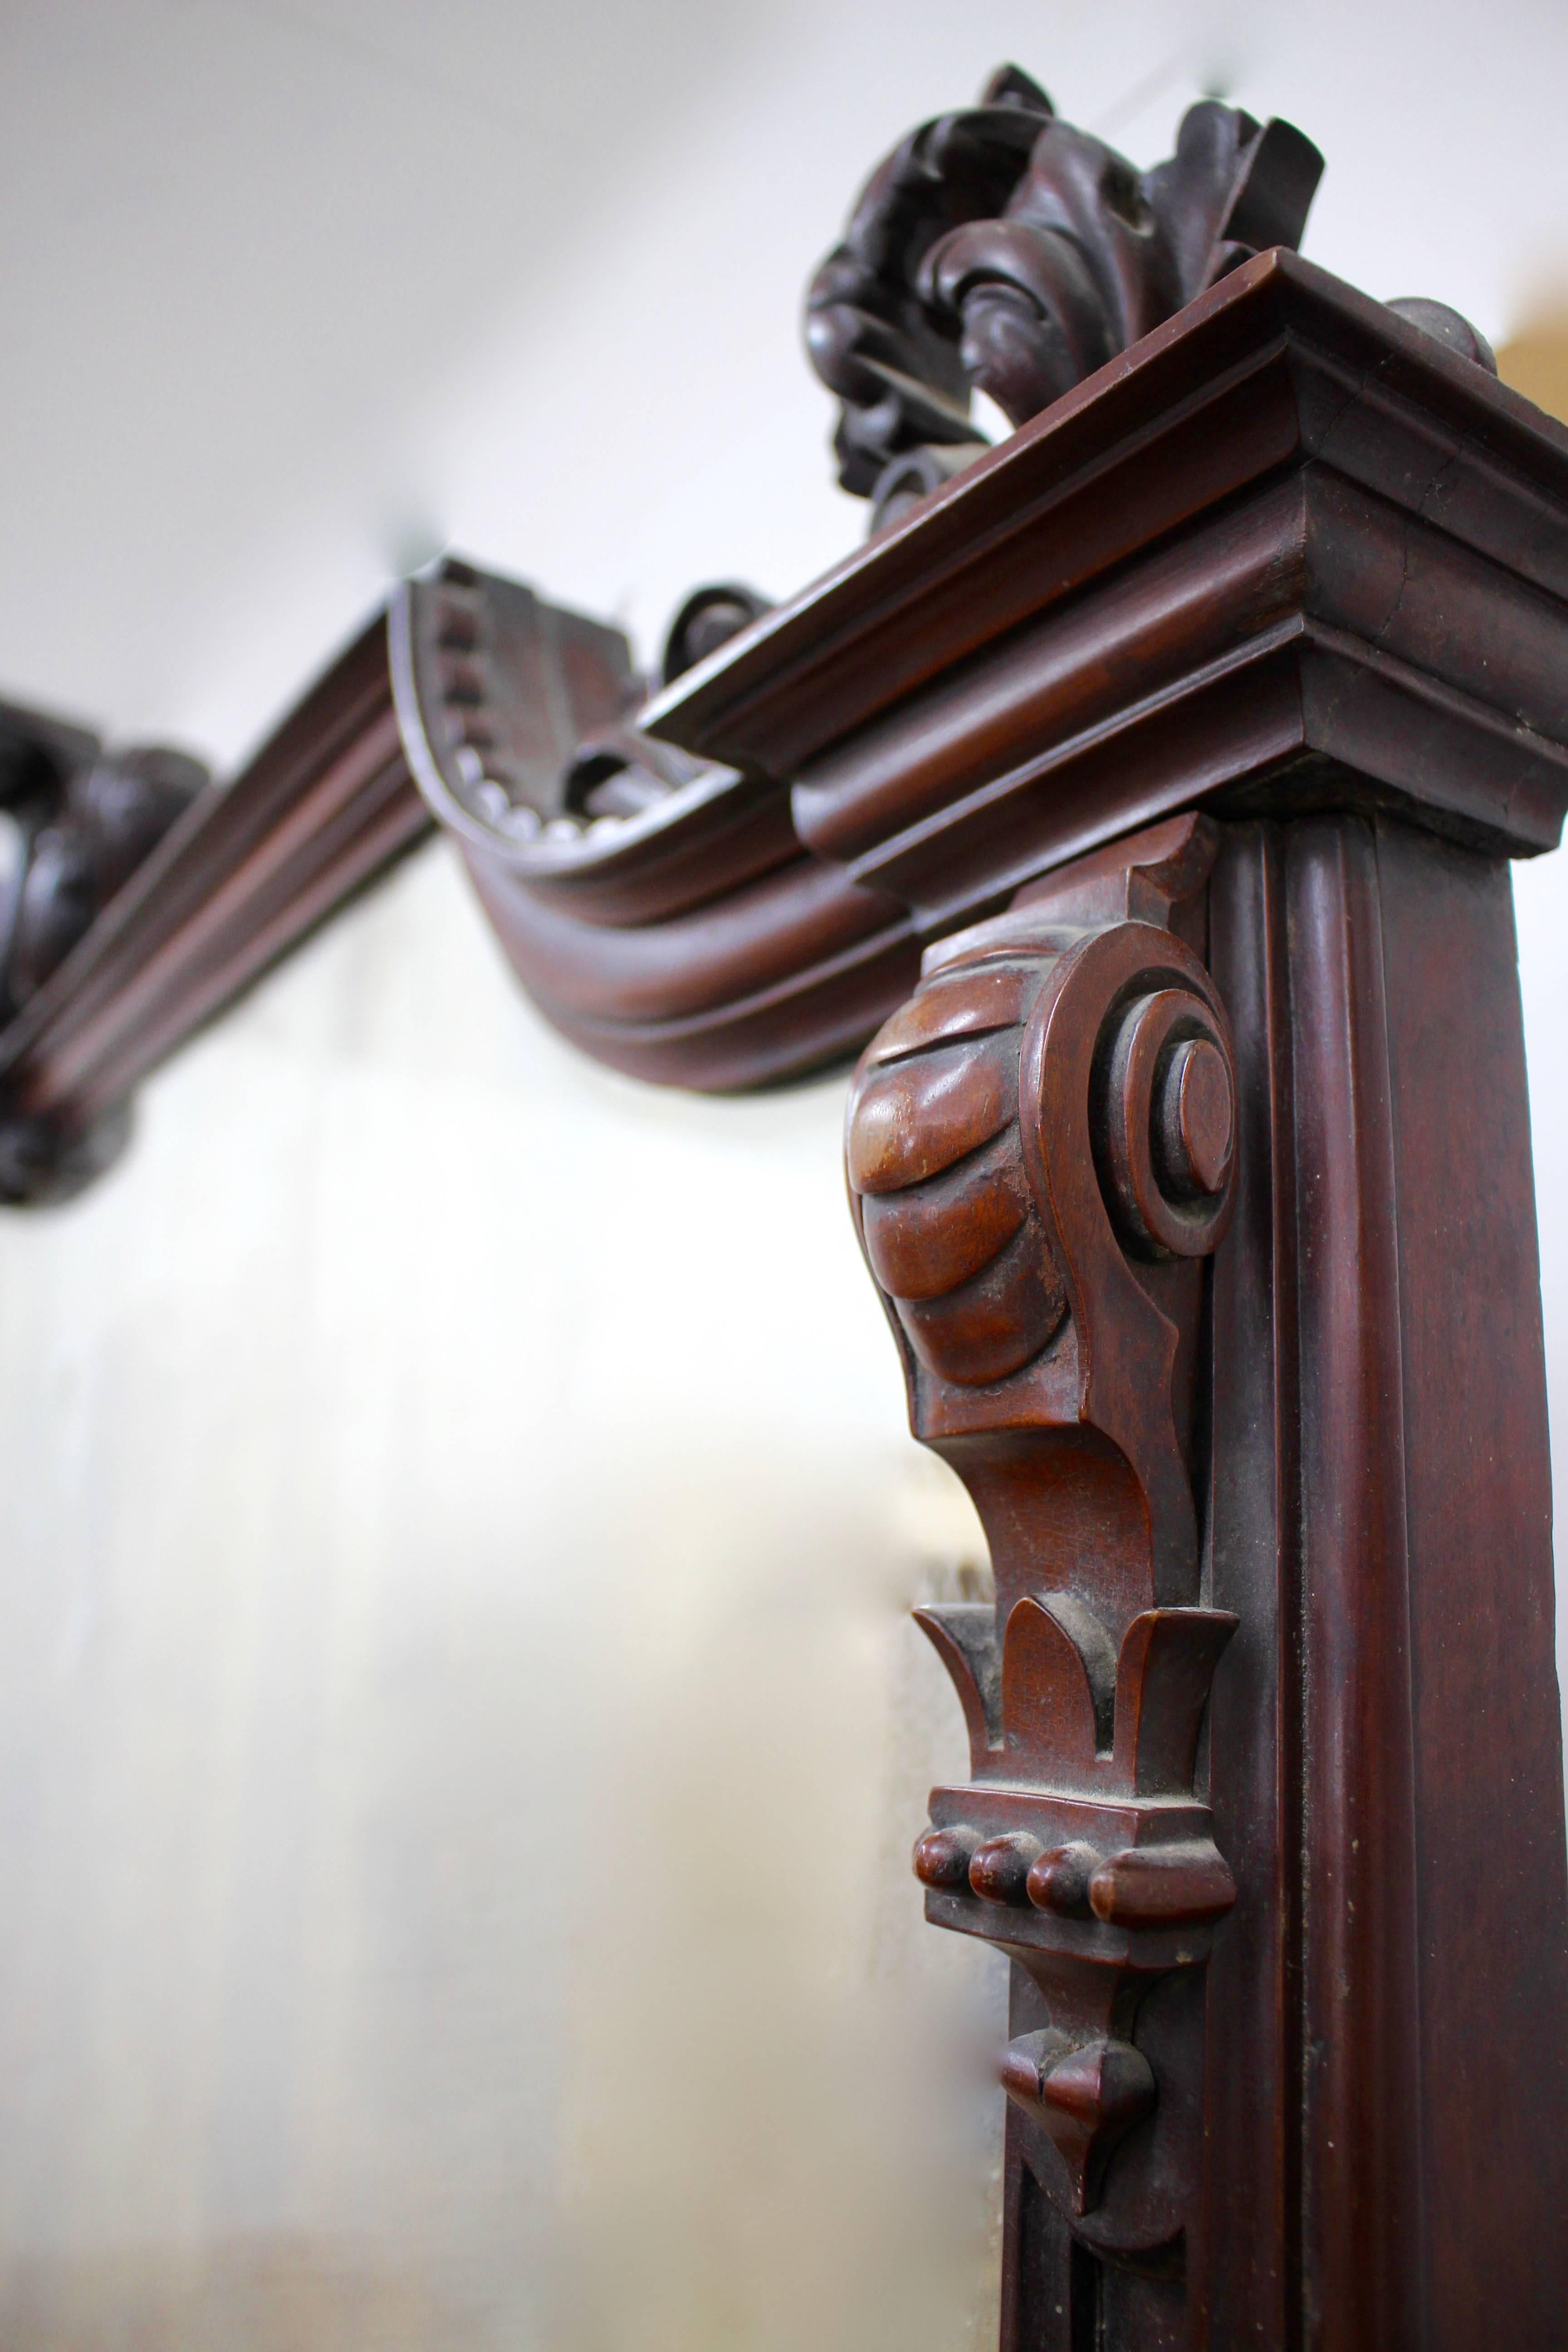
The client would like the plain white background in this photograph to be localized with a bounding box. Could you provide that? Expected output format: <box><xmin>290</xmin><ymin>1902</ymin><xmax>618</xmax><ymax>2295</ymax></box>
<box><xmin>0</xmin><ymin>6</ymin><xmax>1564</xmax><ymax>2346</ymax></box>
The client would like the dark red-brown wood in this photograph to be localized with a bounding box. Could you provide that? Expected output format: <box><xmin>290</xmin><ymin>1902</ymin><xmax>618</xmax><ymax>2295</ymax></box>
<box><xmin>851</xmin><ymin>819</ymin><xmax>1242</xmax><ymax>2347</ymax></box>
<box><xmin>802</xmin><ymin>68</ymin><xmax>1321</xmax><ymax>518</ymax></box>
<box><xmin>2</xmin><ymin>74</ymin><xmax>1560</xmax><ymax>2349</ymax></box>
<box><xmin>388</xmin><ymin>251</ymin><xmax>1568</xmax><ymax>1099</ymax></box>
<box><xmin>1200</xmin><ymin>813</ymin><xmax>1568</xmax><ymax>2348</ymax></box>
<box><xmin>845</xmin><ymin>804</ymin><xmax>1568</xmax><ymax>2347</ymax></box>
<box><xmin>386</xmin><ymin>224</ymin><xmax>1568</xmax><ymax>2348</ymax></box>
<box><xmin>0</xmin><ymin>616</ymin><xmax>433</xmax><ymax>1198</ymax></box>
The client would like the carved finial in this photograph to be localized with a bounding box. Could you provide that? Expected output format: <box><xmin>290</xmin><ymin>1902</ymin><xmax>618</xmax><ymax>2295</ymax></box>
<box><xmin>806</xmin><ymin>71</ymin><xmax>1323</xmax><ymax>524</ymax></box>
<box><xmin>3</xmin><ymin>745</ymin><xmax>206</xmax><ymax>1014</ymax></box>
<box><xmin>978</xmin><ymin>64</ymin><xmax>1054</xmax><ymax>116</ymax></box>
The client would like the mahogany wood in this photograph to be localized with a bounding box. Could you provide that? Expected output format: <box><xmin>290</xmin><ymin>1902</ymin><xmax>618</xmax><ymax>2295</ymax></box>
<box><xmin>385</xmin><ymin>252</ymin><xmax>1568</xmax><ymax>1096</ymax></box>
<box><xmin>1204</xmin><ymin>813</ymin><xmax>1568</xmax><ymax>2347</ymax></box>
<box><xmin>804</xmin><ymin>66</ymin><xmax>1321</xmax><ymax>518</ymax></box>
<box><xmin>387</xmin><ymin>216</ymin><xmax>1568</xmax><ymax>2342</ymax></box>
<box><xmin>849</xmin><ymin>805</ymin><xmax>1568</xmax><ymax>2346</ymax></box>
<box><xmin>0</xmin><ymin>617</ymin><xmax>433</xmax><ymax>1199</ymax></box>
<box><xmin>0</xmin><ymin>71</ymin><xmax>1561</xmax><ymax>2352</ymax></box>
<box><xmin>0</xmin><ymin>706</ymin><xmax>207</xmax><ymax>1022</ymax></box>
<box><xmin>854</xmin><ymin>818</ymin><xmax>1245</xmax><ymax>2345</ymax></box>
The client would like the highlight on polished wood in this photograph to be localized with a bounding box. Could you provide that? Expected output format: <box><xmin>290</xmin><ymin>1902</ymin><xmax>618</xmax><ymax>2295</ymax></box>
<box><xmin>387</xmin><ymin>72</ymin><xmax>1568</xmax><ymax>2350</ymax></box>
<box><xmin>391</xmin><ymin>242</ymin><xmax>1568</xmax><ymax>1102</ymax></box>
<box><xmin>3</xmin><ymin>58</ymin><xmax>1564</xmax><ymax>2352</ymax></box>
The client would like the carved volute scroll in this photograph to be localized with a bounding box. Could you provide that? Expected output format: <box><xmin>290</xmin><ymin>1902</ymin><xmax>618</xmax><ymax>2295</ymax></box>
<box><xmin>807</xmin><ymin>68</ymin><xmax>1322</xmax><ymax>521</ymax></box>
<box><xmin>847</xmin><ymin>815</ymin><xmax>1238</xmax><ymax>2295</ymax></box>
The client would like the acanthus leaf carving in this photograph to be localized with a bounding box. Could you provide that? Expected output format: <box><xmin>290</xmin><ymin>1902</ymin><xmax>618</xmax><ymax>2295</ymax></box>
<box><xmin>806</xmin><ymin>69</ymin><xmax>1323</xmax><ymax>522</ymax></box>
<box><xmin>849</xmin><ymin>813</ymin><xmax>1239</xmax><ymax>2262</ymax></box>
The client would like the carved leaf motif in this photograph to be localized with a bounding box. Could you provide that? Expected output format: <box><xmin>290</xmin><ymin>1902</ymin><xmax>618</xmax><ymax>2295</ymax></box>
<box><xmin>806</xmin><ymin>71</ymin><xmax>1323</xmax><ymax>515</ymax></box>
<box><xmin>851</xmin><ymin>831</ymin><xmax>1245</xmax><ymax>2245</ymax></box>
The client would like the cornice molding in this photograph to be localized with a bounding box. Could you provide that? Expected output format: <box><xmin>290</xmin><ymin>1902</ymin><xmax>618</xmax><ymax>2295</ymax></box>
<box><xmin>0</xmin><ymin>618</ymin><xmax>431</xmax><ymax>1200</ymax></box>
<box><xmin>392</xmin><ymin>250</ymin><xmax>1568</xmax><ymax>1093</ymax></box>
<box><xmin>8</xmin><ymin>247</ymin><xmax>1561</xmax><ymax>1186</ymax></box>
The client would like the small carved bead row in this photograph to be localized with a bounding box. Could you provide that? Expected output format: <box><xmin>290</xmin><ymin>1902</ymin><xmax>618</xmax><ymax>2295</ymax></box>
<box><xmin>913</xmin><ymin>1823</ymin><xmax>1235</xmax><ymax>1930</ymax></box>
<box><xmin>419</xmin><ymin>570</ymin><xmax>765</xmax><ymax>852</ymax></box>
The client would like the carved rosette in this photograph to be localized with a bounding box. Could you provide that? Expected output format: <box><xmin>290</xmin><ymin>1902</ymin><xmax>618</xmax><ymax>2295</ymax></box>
<box><xmin>847</xmin><ymin>843</ymin><xmax>1239</xmax><ymax>2265</ymax></box>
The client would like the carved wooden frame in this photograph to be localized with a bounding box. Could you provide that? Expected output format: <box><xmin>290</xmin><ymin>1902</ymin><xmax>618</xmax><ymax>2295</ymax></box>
<box><xmin>392</xmin><ymin>245</ymin><xmax>1568</xmax><ymax>2348</ymax></box>
<box><xmin>0</xmin><ymin>617</ymin><xmax>433</xmax><ymax>1198</ymax></box>
<box><xmin>4</xmin><ymin>189</ymin><xmax>1566</xmax><ymax>2350</ymax></box>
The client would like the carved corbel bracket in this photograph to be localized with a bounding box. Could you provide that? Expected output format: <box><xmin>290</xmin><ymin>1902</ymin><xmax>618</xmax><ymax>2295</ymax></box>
<box><xmin>847</xmin><ymin>815</ymin><xmax>1237</xmax><ymax>2254</ymax></box>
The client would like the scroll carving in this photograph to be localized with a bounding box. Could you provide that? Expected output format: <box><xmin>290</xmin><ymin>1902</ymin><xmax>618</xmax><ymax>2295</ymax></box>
<box><xmin>807</xmin><ymin>67</ymin><xmax>1322</xmax><ymax>518</ymax></box>
<box><xmin>847</xmin><ymin>815</ymin><xmax>1237</xmax><ymax>2277</ymax></box>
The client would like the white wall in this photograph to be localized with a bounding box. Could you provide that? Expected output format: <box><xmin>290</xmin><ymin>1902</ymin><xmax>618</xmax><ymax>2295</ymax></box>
<box><xmin>0</xmin><ymin>851</ymin><xmax>1001</xmax><ymax>2348</ymax></box>
<box><xmin>0</xmin><ymin>5</ymin><xmax>1566</xmax><ymax>2346</ymax></box>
